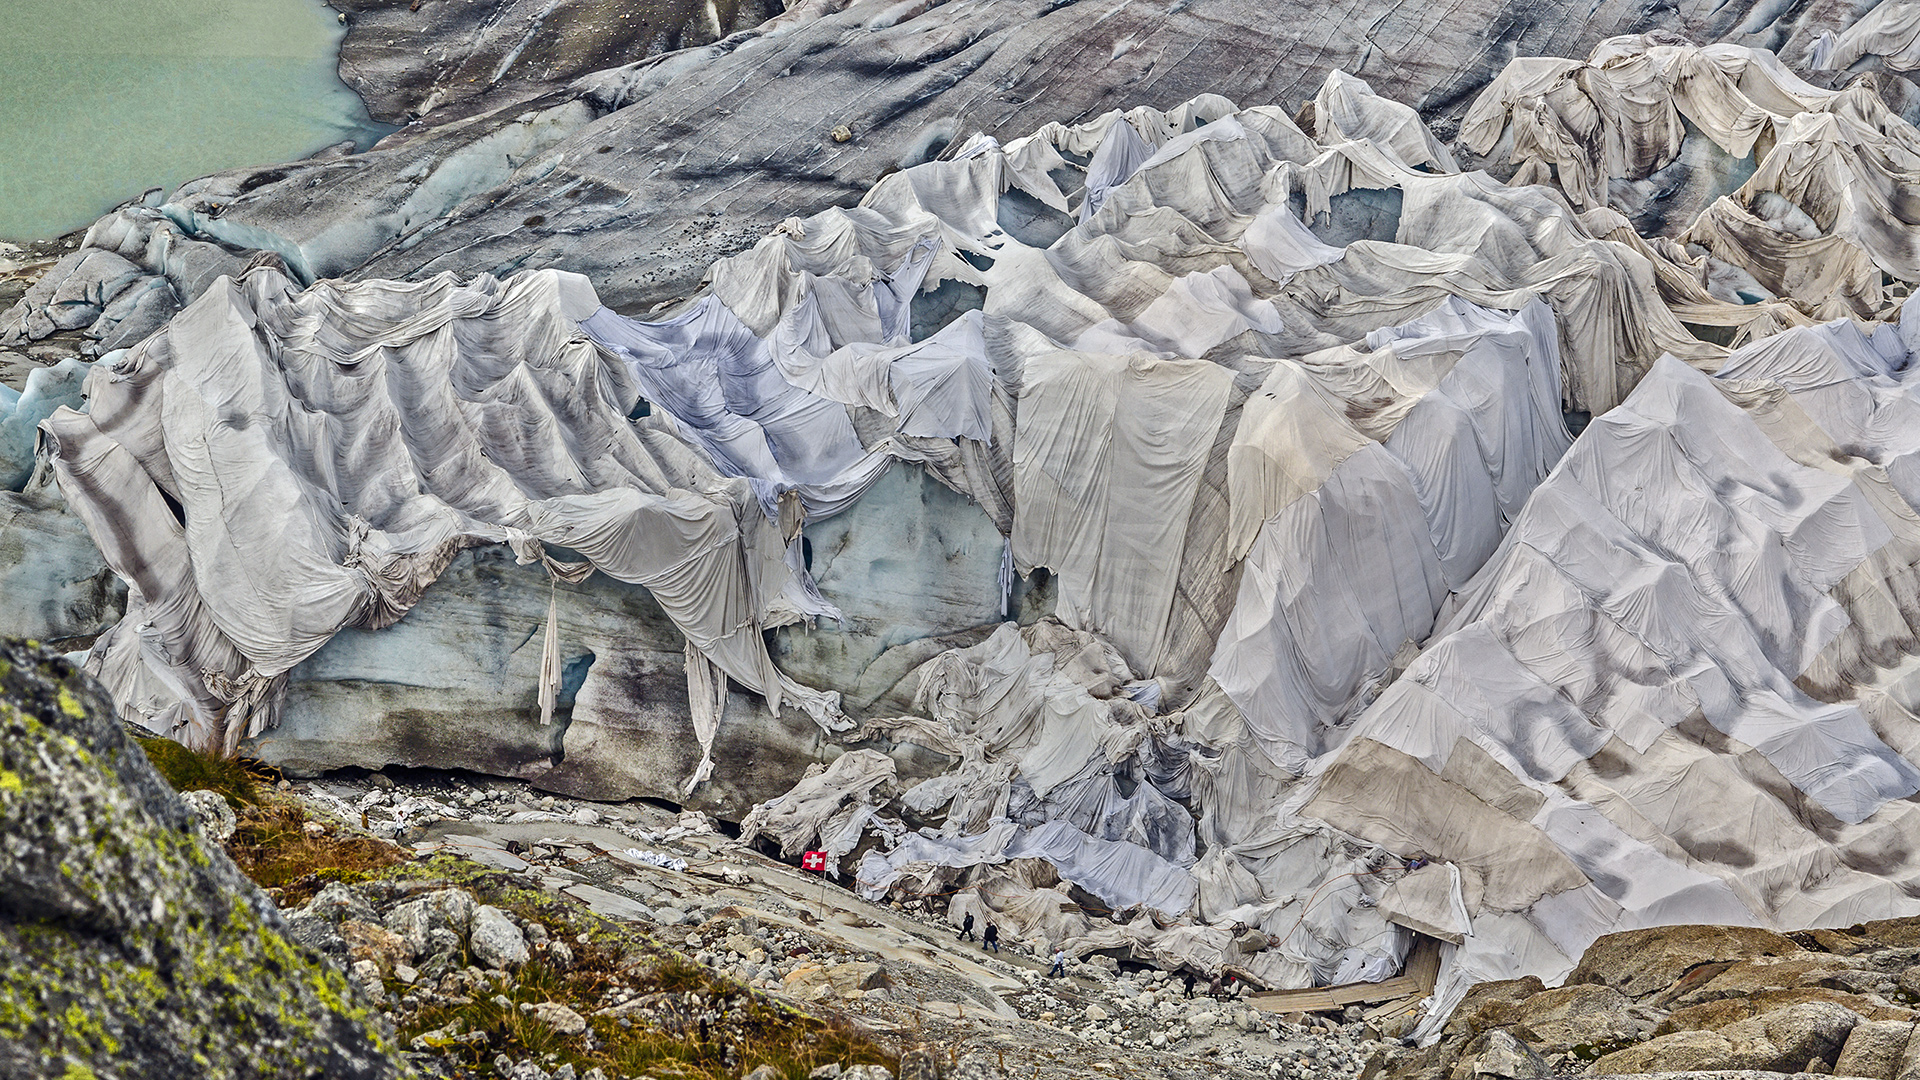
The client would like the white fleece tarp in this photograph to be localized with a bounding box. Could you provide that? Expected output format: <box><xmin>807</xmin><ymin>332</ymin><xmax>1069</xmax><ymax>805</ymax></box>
<box><xmin>43</xmin><ymin>34</ymin><xmax>1920</xmax><ymax>1027</ymax></box>
<box><xmin>1308</xmin><ymin>324</ymin><xmax>1920</xmax><ymax>1039</ymax></box>
<box><xmin>45</xmin><ymin>269</ymin><xmax>850</xmax><ymax>758</ymax></box>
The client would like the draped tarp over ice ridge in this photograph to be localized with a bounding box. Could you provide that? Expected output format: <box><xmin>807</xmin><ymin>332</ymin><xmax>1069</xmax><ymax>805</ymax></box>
<box><xmin>1301</xmin><ymin>324</ymin><xmax>1920</xmax><ymax>1041</ymax></box>
<box><xmin>1210</xmin><ymin>298</ymin><xmax>1571</xmax><ymax>768</ymax></box>
<box><xmin>1463</xmin><ymin>35</ymin><xmax>1920</xmax><ymax>319</ymax></box>
<box><xmin>41</xmin><ymin>268</ymin><xmax>849</xmax><ymax>756</ymax></box>
<box><xmin>48</xmin><ymin>32</ymin><xmax>1920</xmax><ymax>1027</ymax></box>
<box><xmin>1011</xmin><ymin>350</ymin><xmax>1235</xmax><ymax>677</ymax></box>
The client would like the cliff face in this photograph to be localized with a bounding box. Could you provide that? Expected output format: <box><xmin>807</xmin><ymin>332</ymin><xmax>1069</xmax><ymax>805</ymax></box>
<box><xmin>0</xmin><ymin>639</ymin><xmax>401</xmax><ymax>1079</ymax></box>
<box><xmin>328</xmin><ymin>0</ymin><xmax>786</xmax><ymax>126</ymax></box>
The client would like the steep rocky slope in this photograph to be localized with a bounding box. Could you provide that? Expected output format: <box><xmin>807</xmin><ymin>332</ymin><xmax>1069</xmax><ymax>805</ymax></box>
<box><xmin>330</xmin><ymin>0</ymin><xmax>784</xmax><ymax>126</ymax></box>
<box><xmin>0</xmin><ymin>639</ymin><xmax>401</xmax><ymax>1078</ymax></box>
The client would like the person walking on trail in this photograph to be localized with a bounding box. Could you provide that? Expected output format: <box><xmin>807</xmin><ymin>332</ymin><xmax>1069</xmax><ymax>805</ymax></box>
<box><xmin>983</xmin><ymin>923</ymin><xmax>1000</xmax><ymax>953</ymax></box>
<box><xmin>958</xmin><ymin>912</ymin><xmax>976</xmax><ymax>942</ymax></box>
<box><xmin>1049</xmin><ymin>947</ymin><xmax>1068</xmax><ymax>978</ymax></box>
<box><xmin>1183</xmin><ymin>971</ymin><xmax>1197</xmax><ymax>998</ymax></box>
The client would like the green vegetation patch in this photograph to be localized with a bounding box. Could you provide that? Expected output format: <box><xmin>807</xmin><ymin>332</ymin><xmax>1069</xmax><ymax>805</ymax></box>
<box><xmin>383</xmin><ymin>855</ymin><xmax>899</xmax><ymax>1079</ymax></box>
<box><xmin>133</xmin><ymin>734</ymin><xmax>265</xmax><ymax>810</ymax></box>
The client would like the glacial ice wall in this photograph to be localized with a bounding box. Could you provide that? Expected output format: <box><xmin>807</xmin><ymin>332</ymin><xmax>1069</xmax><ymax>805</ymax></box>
<box><xmin>31</xmin><ymin>32</ymin><xmax>1920</xmax><ymax>1036</ymax></box>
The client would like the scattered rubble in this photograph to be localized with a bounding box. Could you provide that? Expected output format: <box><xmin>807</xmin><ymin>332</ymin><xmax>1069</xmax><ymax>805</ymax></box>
<box><xmin>266</xmin><ymin>765</ymin><xmax>1393</xmax><ymax>1080</ymax></box>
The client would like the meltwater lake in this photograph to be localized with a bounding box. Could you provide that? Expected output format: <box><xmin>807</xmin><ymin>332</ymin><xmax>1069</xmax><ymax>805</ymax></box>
<box><xmin>0</xmin><ymin>0</ymin><xmax>389</xmax><ymax>242</ymax></box>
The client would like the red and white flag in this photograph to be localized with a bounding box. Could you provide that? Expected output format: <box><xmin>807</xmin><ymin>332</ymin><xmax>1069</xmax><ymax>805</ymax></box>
<box><xmin>801</xmin><ymin>850</ymin><xmax>828</xmax><ymax>873</ymax></box>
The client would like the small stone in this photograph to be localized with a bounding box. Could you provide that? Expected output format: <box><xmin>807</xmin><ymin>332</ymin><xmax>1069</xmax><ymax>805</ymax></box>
<box><xmin>180</xmin><ymin>790</ymin><xmax>237</xmax><ymax>842</ymax></box>
<box><xmin>1085</xmin><ymin>1004</ymin><xmax>1109</xmax><ymax>1021</ymax></box>
<box><xmin>303</xmin><ymin>820</ymin><xmax>327</xmax><ymax>836</ymax></box>
<box><xmin>745</xmin><ymin>1067</ymin><xmax>782</xmax><ymax>1080</ymax></box>
<box><xmin>471</xmin><ymin>905</ymin><xmax>530</xmax><ymax>969</ymax></box>
<box><xmin>831</xmin><ymin>124</ymin><xmax>854</xmax><ymax>142</ymax></box>
<box><xmin>528</xmin><ymin>1001</ymin><xmax>588</xmax><ymax>1035</ymax></box>
<box><xmin>342</xmin><ymin>919</ymin><xmax>410</xmax><ymax>972</ymax></box>
<box><xmin>810</xmin><ymin>1066</ymin><xmax>843</xmax><ymax>1080</ymax></box>
<box><xmin>349</xmin><ymin>959</ymin><xmax>386</xmax><ymax>1004</ymax></box>
<box><xmin>368</xmin><ymin>772</ymin><xmax>394</xmax><ymax>789</ymax></box>
<box><xmin>394</xmin><ymin>964</ymin><xmax>419</xmax><ymax>985</ymax></box>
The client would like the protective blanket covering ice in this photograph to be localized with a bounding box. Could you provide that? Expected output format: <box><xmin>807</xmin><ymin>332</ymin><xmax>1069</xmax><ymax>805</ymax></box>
<box><xmin>1464</xmin><ymin>36</ymin><xmax>1920</xmax><ymax>319</ymax></box>
<box><xmin>40</xmin><ymin>269</ymin><xmax>849</xmax><ymax>764</ymax></box>
<box><xmin>40</xmin><ymin>33</ymin><xmax>1920</xmax><ymax>1035</ymax></box>
<box><xmin>1302</xmin><ymin>317</ymin><xmax>1920</xmax><ymax>1040</ymax></box>
<box><xmin>728</xmin><ymin>43</ymin><xmax>1920</xmax><ymax>1013</ymax></box>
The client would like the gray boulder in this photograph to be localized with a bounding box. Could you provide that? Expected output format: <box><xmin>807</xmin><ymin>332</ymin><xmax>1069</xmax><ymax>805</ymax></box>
<box><xmin>1719</xmin><ymin>1002</ymin><xmax>1865</xmax><ymax>1073</ymax></box>
<box><xmin>1453</xmin><ymin>1030</ymin><xmax>1550</xmax><ymax>1080</ymax></box>
<box><xmin>1505</xmin><ymin>983</ymin><xmax>1642</xmax><ymax>1055</ymax></box>
<box><xmin>0</xmin><ymin>639</ymin><xmax>400</xmax><ymax>1079</ymax></box>
<box><xmin>525</xmin><ymin>1000</ymin><xmax>588</xmax><ymax>1035</ymax></box>
<box><xmin>1598</xmin><ymin>1002</ymin><xmax>1865</xmax><ymax>1075</ymax></box>
<box><xmin>179</xmin><ymin>788</ymin><xmax>237</xmax><ymax>842</ymax></box>
<box><xmin>384</xmin><ymin>886</ymin><xmax>476</xmax><ymax>955</ymax></box>
<box><xmin>302</xmin><ymin>880</ymin><xmax>380</xmax><ymax>927</ymax></box>
<box><xmin>470</xmin><ymin>904</ymin><xmax>531</xmax><ymax>969</ymax></box>
<box><xmin>1836</xmin><ymin>1020</ymin><xmax>1913</xmax><ymax>1080</ymax></box>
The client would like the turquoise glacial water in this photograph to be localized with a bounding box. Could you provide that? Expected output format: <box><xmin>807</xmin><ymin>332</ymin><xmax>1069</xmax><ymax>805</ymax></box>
<box><xmin>0</xmin><ymin>0</ymin><xmax>389</xmax><ymax>241</ymax></box>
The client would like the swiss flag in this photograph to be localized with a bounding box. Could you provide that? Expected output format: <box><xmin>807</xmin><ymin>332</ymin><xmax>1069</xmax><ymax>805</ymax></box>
<box><xmin>801</xmin><ymin>851</ymin><xmax>828</xmax><ymax>873</ymax></box>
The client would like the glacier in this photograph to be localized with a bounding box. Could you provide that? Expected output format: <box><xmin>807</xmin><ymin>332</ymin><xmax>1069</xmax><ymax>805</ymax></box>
<box><xmin>22</xmin><ymin>31</ymin><xmax>1920</xmax><ymax>1040</ymax></box>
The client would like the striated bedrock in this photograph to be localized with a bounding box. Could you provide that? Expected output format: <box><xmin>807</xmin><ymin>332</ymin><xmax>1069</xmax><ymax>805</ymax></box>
<box><xmin>329</xmin><ymin>0</ymin><xmax>785</xmax><ymax>126</ymax></box>
<box><xmin>0</xmin><ymin>0</ymin><xmax>1876</xmax><ymax>358</ymax></box>
<box><xmin>1379</xmin><ymin>919</ymin><xmax>1920</xmax><ymax>1080</ymax></box>
<box><xmin>0</xmin><ymin>639</ymin><xmax>400</xmax><ymax>1079</ymax></box>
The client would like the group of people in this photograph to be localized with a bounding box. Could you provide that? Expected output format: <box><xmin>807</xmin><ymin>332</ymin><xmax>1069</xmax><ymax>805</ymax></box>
<box><xmin>957</xmin><ymin>912</ymin><xmax>1070</xmax><ymax>976</ymax></box>
<box><xmin>955</xmin><ymin>912</ymin><xmax>1244</xmax><ymax>991</ymax></box>
<box><xmin>956</xmin><ymin>912</ymin><xmax>1002</xmax><ymax>951</ymax></box>
<box><xmin>1183</xmin><ymin>970</ymin><xmax>1246</xmax><ymax>1000</ymax></box>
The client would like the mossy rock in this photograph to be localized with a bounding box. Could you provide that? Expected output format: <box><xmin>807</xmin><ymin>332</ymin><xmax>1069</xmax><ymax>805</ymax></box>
<box><xmin>0</xmin><ymin>639</ymin><xmax>404</xmax><ymax>1079</ymax></box>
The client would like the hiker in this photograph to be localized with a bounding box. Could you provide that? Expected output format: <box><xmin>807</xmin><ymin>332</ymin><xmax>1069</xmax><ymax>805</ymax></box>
<box><xmin>1208</xmin><ymin>974</ymin><xmax>1224</xmax><ymax>999</ymax></box>
<box><xmin>1183</xmin><ymin>971</ymin><xmax>1197</xmax><ymax>998</ymax></box>
<box><xmin>958</xmin><ymin>911</ymin><xmax>976</xmax><ymax>941</ymax></box>
<box><xmin>982</xmin><ymin>923</ymin><xmax>1000</xmax><ymax>953</ymax></box>
<box><xmin>1049</xmin><ymin>947</ymin><xmax>1067</xmax><ymax>977</ymax></box>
